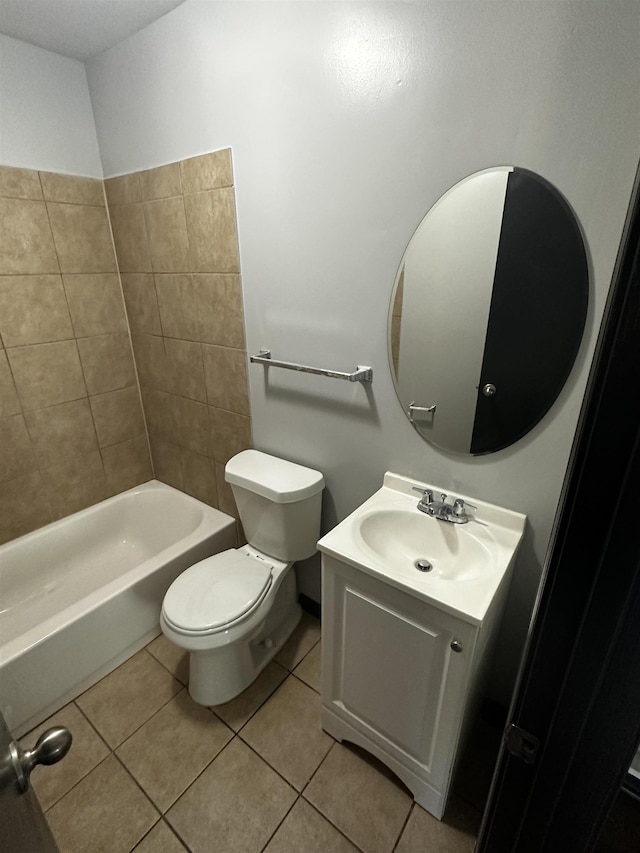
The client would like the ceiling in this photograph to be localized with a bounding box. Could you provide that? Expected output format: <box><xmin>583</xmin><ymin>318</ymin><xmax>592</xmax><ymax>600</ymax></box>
<box><xmin>0</xmin><ymin>0</ymin><xmax>187</xmax><ymax>61</ymax></box>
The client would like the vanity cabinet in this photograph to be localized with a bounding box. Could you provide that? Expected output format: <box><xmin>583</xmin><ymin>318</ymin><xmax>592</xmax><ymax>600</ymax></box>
<box><xmin>318</xmin><ymin>471</ymin><xmax>525</xmax><ymax>819</ymax></box>
<box><xmin>321</xmin><ymin>554</ymin><xmax>498</xmax><ymax>820</ymax></box>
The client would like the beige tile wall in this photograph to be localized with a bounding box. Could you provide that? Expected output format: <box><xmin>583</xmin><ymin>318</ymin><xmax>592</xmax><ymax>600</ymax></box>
<box><xmin>0</xmin><ymin>167</ymin><xmax>151</xmax><ymax>545</ymax></box>
<box><xmin>105</xmin><ymin>149</ymin><xmax>252</xmax><ymax>517</ymax></box>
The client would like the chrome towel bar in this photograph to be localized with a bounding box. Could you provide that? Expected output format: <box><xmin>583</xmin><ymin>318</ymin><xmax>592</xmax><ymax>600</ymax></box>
<box><xmin>250</xmin><ymin>350</ymin><xmax>373</xmax><ymax>383</ymax></box>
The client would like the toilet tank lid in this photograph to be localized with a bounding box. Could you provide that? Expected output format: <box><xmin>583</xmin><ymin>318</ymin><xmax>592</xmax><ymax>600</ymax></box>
<box><xmin>225</xmin><ymin>450</ymin><xmax>325</xmax><ymax>503</ymax></box>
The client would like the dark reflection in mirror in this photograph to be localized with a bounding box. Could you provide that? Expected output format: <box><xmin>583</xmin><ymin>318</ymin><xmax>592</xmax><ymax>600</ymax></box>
<box><xmin>389</xmin><ymin>167</ymin><xmax>589</xmax><ymax>455</ymax></box>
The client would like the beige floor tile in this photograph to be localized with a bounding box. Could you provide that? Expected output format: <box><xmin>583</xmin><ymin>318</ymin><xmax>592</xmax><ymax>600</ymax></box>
<box><xmin>394</xmin><ymin>799</ymin><xmax>480</xmax><ymax>853</ymax></box>
<box><xmin>166</xmin><ymin>738</ymin><xmax>297</xmax><ymax>853</ymax></box>
<box><xmin>212</xmin><ymin>660</ymin><xmax>288</xmax><ymax>732</ymax></box>
<box><xmin>240</xmin><ymin>675</ymin><xmax>333</xmax><ymax>791</ymax></box>
<box><xmin>294</xmin><ymin>639</ymin><xmax>321</xmax><ymax>692</ymax></box>
<box><xmin>76</xmin><ymin>649</ymin><xmax>182</xmax><ymax>748</ymax></box>
<box><xmin>133</xmin><ymin>819</ymin><xmax>189</xmax><ymax>852</ymax></box>
<box><xmin>21</xmin><ymin>702</ymin><xmax>110</xmax><ymax>811</ymax></box>
<box><xmin>275</xmin><ymin>611</ymin><xmax>321</xmax><ymax>670</ymax></box>
<box><xmin>117</xmin><ymin>689</ymin><xmax>233</xmax><ymax>812</ymax></box>
<box><xmin>147</xmin><ymin>632</ymin><xmax>190</xmax><ymax>685</ymax></box>
<box><xmin>304</xmin><ymin>743</ymin><xmax>412</xmax><ymax>853</ymax></box>
<box><xmin>46</xmin><ymin>754</ymin><xmax>159</xmax><ymax>853</ymax></box>
<box><xmin>264</xmin><ymin>797</ymin><xmax>359</xmax><ymax>853</ymax></box>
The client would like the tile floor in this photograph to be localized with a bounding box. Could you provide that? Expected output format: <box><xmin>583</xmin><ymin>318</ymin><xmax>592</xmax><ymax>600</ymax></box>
<box><xmin>24</xmin><ymin>614</ymin><xmax>485</xmax><ymax>853</ymax></box>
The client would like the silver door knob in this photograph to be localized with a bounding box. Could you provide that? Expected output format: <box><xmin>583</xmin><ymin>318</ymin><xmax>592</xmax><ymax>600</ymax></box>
<box><xmin>9</xmin><ymin>727</ymin><xmax>72</xmax><ymax>792</ymax></box>
<box><xmin>450</xmin><ymin>640</ymin><xmax>463</xmax><ymax>653</ymax></box>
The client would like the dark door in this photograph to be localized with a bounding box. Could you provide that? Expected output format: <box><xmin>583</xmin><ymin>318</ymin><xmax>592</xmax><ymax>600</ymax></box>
<box><xmin>477</xmin><ymin>165</ymin><xmax>640</xmax><ymax>851</ymax></box>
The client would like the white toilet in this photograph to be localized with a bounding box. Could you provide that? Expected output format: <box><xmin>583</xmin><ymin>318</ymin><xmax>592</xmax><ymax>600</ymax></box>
<box><xmin>160</xmin><ymin>449</ymin><xmax>324</xmax><ymax>706</ymax></box>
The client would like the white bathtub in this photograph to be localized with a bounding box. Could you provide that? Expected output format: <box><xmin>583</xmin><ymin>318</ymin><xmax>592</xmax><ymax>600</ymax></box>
<box><xmin>0</xmin><ymin>480</ymin><xmax>236</xmax><ymax>736</ymax></box>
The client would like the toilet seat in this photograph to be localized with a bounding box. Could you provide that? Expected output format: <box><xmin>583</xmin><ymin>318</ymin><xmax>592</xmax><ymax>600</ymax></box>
<box><xmin>162</xmin><ymin>549</ymin><xmax>273</xmax><ymax>637</ymax></box>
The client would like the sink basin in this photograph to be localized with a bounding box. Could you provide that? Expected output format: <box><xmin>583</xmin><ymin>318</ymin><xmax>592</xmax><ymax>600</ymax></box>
<box><xmin>356</xmin><ymin>507</ymin><xmax>493</xmax><ymax>581</ymax></box>
<box><xmin>317</xmin><ymin>471</ymin><xmax>527</xmax><ymax>623</ymax></box>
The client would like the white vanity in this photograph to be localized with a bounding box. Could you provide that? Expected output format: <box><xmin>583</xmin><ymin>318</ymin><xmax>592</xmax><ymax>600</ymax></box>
<box><xmin>317</xmin><ymin>472</ymin><xmax>526</xmax><ymax>819</ymax></box>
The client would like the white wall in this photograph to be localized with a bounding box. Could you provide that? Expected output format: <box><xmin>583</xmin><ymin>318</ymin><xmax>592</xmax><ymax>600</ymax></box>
<box><xmin>86</xmin><ymin>1</ymin><xmax>640</xmax><ymax>700</ymax></box>
<box><xmin>0</xmin><ymin>34</ymin><xmax>102</xmax><ymax>176</ymax></box>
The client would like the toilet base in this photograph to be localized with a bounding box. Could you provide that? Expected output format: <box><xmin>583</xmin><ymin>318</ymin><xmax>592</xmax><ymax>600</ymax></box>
<box><xmin>187</xmin><ymin>570</ymin><xmax>302</xmax><ymax>706</ymax></box>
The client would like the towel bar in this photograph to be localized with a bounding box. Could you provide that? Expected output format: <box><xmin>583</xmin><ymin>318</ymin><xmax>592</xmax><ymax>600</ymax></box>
<box><xmin>250</xmin><ymin>350</ymin><xmax>373</xmax><ymax>383</ymax></box>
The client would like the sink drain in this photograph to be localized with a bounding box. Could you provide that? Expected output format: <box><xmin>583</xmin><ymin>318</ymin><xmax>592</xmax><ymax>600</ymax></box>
<box><xmin>415</xmin><ymin>559</ymin><xmax>433</xmax><ymax>573</ymax></box>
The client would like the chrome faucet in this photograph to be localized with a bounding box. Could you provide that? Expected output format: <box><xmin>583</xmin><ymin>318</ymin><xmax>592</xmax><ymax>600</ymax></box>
<box><xmin>412</xmin><ymin>487</ymin><xmax>475</xmax><ymax>524</ymax></box>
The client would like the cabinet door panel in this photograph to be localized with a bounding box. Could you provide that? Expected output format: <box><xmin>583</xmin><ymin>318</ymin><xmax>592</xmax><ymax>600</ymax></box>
<box><xmin>341</xmin><ymin>586</ymin><xmax>449</xmax><ymax>766</ymax></box>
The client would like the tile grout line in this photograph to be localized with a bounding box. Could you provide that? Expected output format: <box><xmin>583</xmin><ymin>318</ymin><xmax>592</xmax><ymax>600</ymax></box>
<box><xmin>145</xmin><ymin>643</ymin><xmax>189</xmax><ymax>687</ymax></box>
<box><xmin>110</xmin><ymin>749</ymin><xmax>163</xmax><ymax>829</ymax></box>
<box><xmin>303</xmin><ymin>795</ymin><xmax>369</xmax><ymax>853</ymax></box>
<box><xmin>238</xmin><ymin>735</ymin><xmax>304</xmax><ymax>795</ymax></box>
<box><xmin>156</xmin><ymin>815</ymin><xmax>193</xmax><ymax>853</ymax></box>
<box><xmin>127</xmin><ymin>818</ymin><xmax>160</xmax><ymax>852</ymax></box>
<box><xmin>257</xmin><ymin>792</ymin><xmax>301</xmax><ymax>853</ymax></box>
<box><xmin>290</xmin><ymin>668</ymin><xmax>320</xmax><ymax>695</ymax></box>
<box><xmin>299</xmin><ymin>738</ymin><xmax>337</xmax><ymax>806</ymax></box>
<box><xmin>41</xmin><ymin>752</ymin><xmax>112</xmax><ymax>816</ymax></box>
<box><xmin>71</xmin><ymin>698</ymin><xmax>112</xmax><ymax>751</ymax></box>
<box><xmin>391</xmin><ymin>801</ymin><xmax>416</xmax><ymax>853</ymax></box>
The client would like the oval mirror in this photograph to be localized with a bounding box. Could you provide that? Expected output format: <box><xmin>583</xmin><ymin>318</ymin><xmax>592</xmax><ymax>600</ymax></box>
<box><xmin>389</xmin><ymin>167</ymin><xmax>589</xmax><ymax>454</ymax></box>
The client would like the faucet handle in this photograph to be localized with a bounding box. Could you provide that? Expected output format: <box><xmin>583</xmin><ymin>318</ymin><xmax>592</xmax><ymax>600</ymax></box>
<box><xmin>412</xmin><ymin>486</ymin><xmax>433</xmax><ymax>503</ymax></box>
<box><xmin>453</xmin><ymin>498</ymin><xmax>476</xmax><ymax>517</ymax></box>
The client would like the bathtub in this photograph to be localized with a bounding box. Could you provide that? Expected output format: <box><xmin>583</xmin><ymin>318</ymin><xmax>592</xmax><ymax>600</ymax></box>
<box><xmin>0</xmin><ymin>480</ymin><xmax>236</xmax><ymax>737</ymax></box>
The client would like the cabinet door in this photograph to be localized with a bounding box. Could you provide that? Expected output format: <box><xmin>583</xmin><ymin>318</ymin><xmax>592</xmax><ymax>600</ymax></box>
<box><xmin>322</xmin><ymin>557</ymin><xmax>475</xmax><ymax>791</ymax></box>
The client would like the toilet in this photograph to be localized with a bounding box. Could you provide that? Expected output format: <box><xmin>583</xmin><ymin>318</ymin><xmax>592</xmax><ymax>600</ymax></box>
<box><xmin>160</xmin><ymin>449</ymin><xmax>324</xmax><ymax>706</ymax></box>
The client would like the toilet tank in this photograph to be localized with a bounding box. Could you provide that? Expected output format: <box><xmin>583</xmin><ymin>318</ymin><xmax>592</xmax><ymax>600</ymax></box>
<box><xmin>225</xmin><ymin>450</ymin><xmax>325</xmax><ymax>562</ymax></box>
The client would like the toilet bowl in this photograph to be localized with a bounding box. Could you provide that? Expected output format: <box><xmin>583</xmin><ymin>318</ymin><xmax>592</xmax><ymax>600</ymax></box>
<box><xmin>160</xmin><ymin>450</ymin><xmax>324</xmax><ymax>706</ymax></box>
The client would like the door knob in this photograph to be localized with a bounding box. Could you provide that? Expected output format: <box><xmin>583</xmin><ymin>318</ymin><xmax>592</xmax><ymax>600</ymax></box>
<box><xmin>8</xmin><ymin>727</ymin><xmax>72</xmax><ymax>793</ymax></box>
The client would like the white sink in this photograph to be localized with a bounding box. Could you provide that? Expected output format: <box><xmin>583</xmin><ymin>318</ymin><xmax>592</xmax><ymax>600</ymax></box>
<box><xmin>356</xmin><ymin>506</ymin><xmax>493</xmax><ymax>581</ymax></box>
<box><xmin>317</xmin><ymin>472</ymin><xmax>526</xmax><ymax>623</ymax></box>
